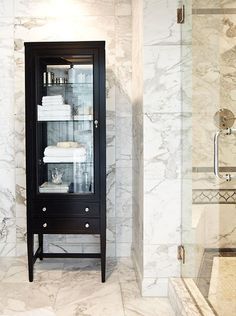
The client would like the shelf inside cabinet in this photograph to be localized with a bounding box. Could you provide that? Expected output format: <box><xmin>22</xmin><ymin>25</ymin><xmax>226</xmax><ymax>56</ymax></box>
<box><xmin>43</xmin><ymin>82</ymin><xmax>93</xmax><ymax>87</ymax></box>
<box><xmin>37</xmin><ymin>114</ymin><xmax>93</xmax><ymax>122</ymax></box>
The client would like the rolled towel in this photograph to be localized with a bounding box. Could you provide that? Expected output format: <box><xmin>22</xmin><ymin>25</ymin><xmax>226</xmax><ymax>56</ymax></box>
<box><xmin>44</xmin><ymin>145</ymin><xmax>86</xmax><ymax>157</ymax></box>
<box><xmin>38</xmin><ymin>104</ymin><xmax>71</xmax><ymax>111</ymax></box>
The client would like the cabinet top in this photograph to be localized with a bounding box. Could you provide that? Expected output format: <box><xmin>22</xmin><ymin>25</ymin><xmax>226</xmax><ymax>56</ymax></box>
<box><xmin>24</xmin><ymin>41</ymin><xmax>105</xmax><ymax>49</ymax></box>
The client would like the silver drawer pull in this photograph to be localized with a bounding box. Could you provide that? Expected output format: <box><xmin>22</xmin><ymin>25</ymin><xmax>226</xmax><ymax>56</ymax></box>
<box><xmin>85</xmin><ymin>207</ymin><xmax>90</xmax><ymax>213</ymax></box>
<box><xmin>43</xmin><ymin>223</ymin><xmax>47</xmax><ymax>228</ymax></box>
<box><xmin>85</xmin><ymin>222</ymin><xmax>90</xmax><ymax>228</ymax></box>
<box><xmin>42</xmin><ymin>207</ymin><xmax>47</xmax><ymax>212</ymax></box>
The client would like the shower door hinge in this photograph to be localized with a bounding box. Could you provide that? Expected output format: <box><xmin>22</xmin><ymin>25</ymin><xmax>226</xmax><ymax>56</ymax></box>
<box><xmin>177</xmin><ymin>245</ymin><xmax>185</xmax><ymax>264</ymax></box>
<box><xmin>177</xmin><ymin>5</ymin><xmax>185</xmax><ymax>24</ymax></box>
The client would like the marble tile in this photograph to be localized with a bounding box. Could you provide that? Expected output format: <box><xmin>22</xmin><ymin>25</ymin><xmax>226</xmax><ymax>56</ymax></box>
<box><xmin>0</xmin><ymin>167</ymin><xmax>15</xmax><ymax>218</ymax></box>
<box><xmin>192</xmin><ymin>15</ymin><xmax>221</xmax><ymax>116</ymax></box>
<box><xmin>0</xmin><ymin>0</ymin><xmax>14</xmax><ymax>17</ymax></box>
<box><xmin>184</xmin><ymin>279</ymin><xmax>215</xmax><ymax>316</ymax></box>
<box><xmin>0</xmin><ymin>243</ymin><xmax>16</xmax><ymax>256</ymax></box>
<box><xmin>116</xmin><ymin>117</ymin><xmax>132</xmax><ymax>162</ymax></box>
<box><xmin>143</xmin><ymin>45</ymin><xmax>181</xmax><ymax>113</ymax></box>
<box><xmin>15</xmin><ymin>168</ymin><xmax>26</xmax><ymax>218</ymax></box>
<box><xmin>7</xmin><ymin>307</ymin><xmax>57</xmax><ymax>316</ymax></box>
<box><xmin>143</xmin><ymin>178</ymin><xmax>181</xmax><ymax>245</ymax></box>
<box><xmin>115</xmin><ymin>0</ymin><xmax>131</xmax><ymax>16</ymax></box>
<box><xmin>0</xmin><ymin>282</ymin><xmax>58</xmax><ymax>315</ymax></box>
<box><xmin>168</xmin><ymin>278</ymin><xmax>201</xmax><ymax>316</ymax></box>
<box><xmin>55</xmin><ymin>280</ymin><xmax>125</xmax><ymax>316</ymax></box>
<box><xmin>0</xmin><ymin>19</ymin><xmax>14</xmax><ymax>118</ymax></box>
<box><xmin>142</xmin><ymin>277</ymin><xmax>169</xmax><ymax>297</ymax></box>
<box><xmin>0</xmin><ymin>218</ymin><xmax>16</xmax><ymax>243</ymax></box>
<box><xmin>115</xmin><ymin>16</ymin><xmax>132</xmax><ymax>111</ymax></box>
<box><xmin>192</xmin><ymin>0</ymin><xmax>236</xmax><ymax>8</ymax></box>
<box><xmin>208</xmin><ymin>257</ymin><xmax>236</xmax><ymax>316</ymax></box>
<box><xmin>14</xmin><ymin>0</ymin><xmax>115</xmax><ymax>17</ymax></box>
<box><xmin>14</xmin><ymin>115</ymin><xmax>25</xmax><ymax>169</ymax></box>
<box><xmin>204</xmin><ymin>204</ymin><xmax>236</xmax><ymax>248</ymax></box>
<box><xmin>116</xmin><ymin>217</ymin><xmax>132</xmax><ymax>243</ymax></box>
<box><xmin>16</xmin><ymin>217</ymin><xmax>26</xmax><ymax>244</ymax></box>
<box><xmin>143</xmin><ymin>244</ymin><xmax>180</xmax><ymax>278</ymax></box>
<box><xmin>115</xmin><ymin>182</ymin><xmax>132</xmax><ymax>218</ymax></box>
<box><xmin>0</xmin><ymin>117</ymin><xmax>15</xmax><ymax>169</ymax></box>
<box><xmin>143</xmin><ymin>0</ymin><xmax>180</xmax><ymax>45</ymax></box>
<box><xmin>121</xmin><ymin>280</ymin><xmax>175</xmax><ymax>315</ymax></box>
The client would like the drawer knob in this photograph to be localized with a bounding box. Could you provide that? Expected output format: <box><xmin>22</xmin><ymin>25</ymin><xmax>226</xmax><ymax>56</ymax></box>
<box><xmin>43</xmin><ymin>223</ymin><xmax>47</xmax><ymax>228</ymax></box>
<box><xmin>42</xmin><ymin>207</ymin><xmax>47</xmax><ymax>212</ymax></box>
<box><xmin>85</xmin><ymin>207</ymin><xmax>90</xmax><ymax>213</ymax></box>
<box><xmin>85</xmin><ymin>222</ymin><xmax>90</xmax><ymax>228</ymax></box>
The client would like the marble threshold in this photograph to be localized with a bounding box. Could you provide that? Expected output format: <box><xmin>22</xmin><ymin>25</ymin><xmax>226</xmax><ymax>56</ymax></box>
<box><xmin>168</xmin><ymin>278</ymin><xmax>215</xmax><ymax>316</ymax></box>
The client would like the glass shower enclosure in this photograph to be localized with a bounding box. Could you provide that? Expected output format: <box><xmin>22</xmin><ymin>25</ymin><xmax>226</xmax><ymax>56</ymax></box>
<box><xmin>181</xmin><ymin>1</ymin><xmax>236</xmax><ymax>315</ymax></box>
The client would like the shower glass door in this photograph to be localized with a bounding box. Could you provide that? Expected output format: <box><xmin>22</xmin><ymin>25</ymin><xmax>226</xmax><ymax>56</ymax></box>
<box><xmin>181</xmin><ymin>1</ymin><xmax>236</xmax><ymax>315</ymax></box>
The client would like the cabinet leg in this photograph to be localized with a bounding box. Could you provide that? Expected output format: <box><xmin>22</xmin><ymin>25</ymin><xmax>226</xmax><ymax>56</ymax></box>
<box><xmin>38</xmin><ymin>234</ymin><xmax>43</xmax><ymax>260</ymax></box>
<box><xmin>27</xmin><ymin>233</ymin><xmax>34</xmax><ymax>282</ymax></box>
<box><xmin>100</xmin><ymin>234</ymin><xmax>106</xmax><ymax>283</ymax></box>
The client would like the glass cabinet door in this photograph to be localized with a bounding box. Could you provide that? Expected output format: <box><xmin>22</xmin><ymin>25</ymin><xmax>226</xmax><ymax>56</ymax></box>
<box><xmin>36</xmin><ymin>56</ymin><xmax>95</xmax><ymax>194</ymax></box>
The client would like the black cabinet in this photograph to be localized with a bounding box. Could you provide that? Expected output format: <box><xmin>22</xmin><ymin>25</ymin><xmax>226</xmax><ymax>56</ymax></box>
<box><xmin>25</xmin><ymin>41</ymin><xmax>106</xmax><ymax>282</ymax></box>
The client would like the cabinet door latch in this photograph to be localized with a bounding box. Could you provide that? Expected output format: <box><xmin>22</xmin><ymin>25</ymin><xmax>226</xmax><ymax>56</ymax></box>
<box><xmin>177</xmin><ymin>245</ymin><xmax>185</xmax><ymax>264</ymax></box>
<box><xmin>94</xmin><ymin>120</ymin><xmax>99</xmax><ymax>128</ymax></box>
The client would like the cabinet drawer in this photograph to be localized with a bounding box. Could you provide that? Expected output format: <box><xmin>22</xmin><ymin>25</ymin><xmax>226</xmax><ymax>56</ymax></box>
<box><xmin>32</xmin><ymin>201</ymin><xmax>99</xmax><ymax>217</ymax></box>
<box><xmin>31</xmin><ymin>217</ymin><xmax>100</xmax><ymax>234</ymax></box>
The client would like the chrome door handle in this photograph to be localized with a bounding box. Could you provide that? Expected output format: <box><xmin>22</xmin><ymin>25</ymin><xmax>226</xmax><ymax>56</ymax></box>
<box><xmin>214</xmin><ymin>128</ymin><xmax>236</xmax><ymax>181</ymax></box>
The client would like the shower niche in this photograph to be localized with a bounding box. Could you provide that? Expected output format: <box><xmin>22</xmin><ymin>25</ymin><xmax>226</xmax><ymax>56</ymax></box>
<box><xmin>25</xmin><ymin>41</ymin><xmax>106</xmax><ymax>282</ymax></box>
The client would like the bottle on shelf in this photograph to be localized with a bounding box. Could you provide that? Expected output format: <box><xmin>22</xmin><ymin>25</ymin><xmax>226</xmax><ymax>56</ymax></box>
<box><xmin>68</xmin><ymin>64</ymin><xmax>76</xmax><ymax>84</ymax></box>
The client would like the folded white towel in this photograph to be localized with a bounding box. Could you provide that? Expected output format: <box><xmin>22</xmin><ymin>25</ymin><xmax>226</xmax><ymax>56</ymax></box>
<box><xmin>44</xmin><ymin>146</ymin><xmax>86</xmax><ymax>157</ymax></box>
<box><xmin>43</xmin><ymin>155</ymin><xmax>86</xmax><ymax>163</ymax></box>
<box><xmin>38</xmin><ymin>116</ymin><xmax>72</xmax><ymax>121</ymax></box>
<box><xmin>38</xmin><ymin>111</ymin><xmax>71</xmax><ymax>116</ymax></box>
<box><xmin>42</xmin><ymin>95</ymin><xmax>63</xmax><ymax>100</ymax></box>
<box><xmin>42</xmin><ymin>101</ymin><xmax>64</xmax><ymax>106</ymax></box>
<box><xmin>38</xmin><ymin>104</ymin><xmax>71</xmax><ymax>111</ymax></box>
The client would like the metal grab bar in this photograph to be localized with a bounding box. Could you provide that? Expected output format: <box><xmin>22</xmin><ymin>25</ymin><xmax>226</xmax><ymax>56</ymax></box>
<box><xmin>214</xmin><ymin>128</ymin><xmax>236</xmax><ymax>181</ymax></box>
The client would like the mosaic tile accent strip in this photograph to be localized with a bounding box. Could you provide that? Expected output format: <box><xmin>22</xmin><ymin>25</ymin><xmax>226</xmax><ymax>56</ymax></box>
<box><xmin>192</xmin><ymin>190</ymin><xmax>236</xmax><ymax>204</ymax></box>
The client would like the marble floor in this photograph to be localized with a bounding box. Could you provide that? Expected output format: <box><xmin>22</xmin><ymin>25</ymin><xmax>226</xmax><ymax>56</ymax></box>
<box><xmin>208</xmin><ymin>257</ymin><xmax>236</xmax><ymax>316</ymax></box>
<box><xmin>0</xmin><ymin>257</ymin><xmax>175</xmax><ymax>316</ymax></box>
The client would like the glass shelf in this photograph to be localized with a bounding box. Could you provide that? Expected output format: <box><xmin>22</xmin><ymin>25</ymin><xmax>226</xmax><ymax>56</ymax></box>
<box><xmin>43</xmin><ymin>82</ymin><xmax>93</xmax><ymax>87</ymax></box>
<box><xmin>37</xmin><ymin>114</ymin><xmax>93</xmax><ymax>122</ymax></box>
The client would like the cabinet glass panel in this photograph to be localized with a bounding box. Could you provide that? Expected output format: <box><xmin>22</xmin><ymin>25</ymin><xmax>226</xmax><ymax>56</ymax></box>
<box><xmin>37</xmin><ymin>56</ymin><xmax>94</xmax><ymax>194</ymax></box>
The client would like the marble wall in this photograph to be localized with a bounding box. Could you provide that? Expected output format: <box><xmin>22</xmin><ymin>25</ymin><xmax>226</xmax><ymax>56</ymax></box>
<box><xmin>0</xmin><ymin>0</ymin><xmax>132</xmax><ymax>257</ymax></box>
<box><xmin>131</xmin><ymin>0</ymin><xmax>186</xmax><ymax>296</ymax></box>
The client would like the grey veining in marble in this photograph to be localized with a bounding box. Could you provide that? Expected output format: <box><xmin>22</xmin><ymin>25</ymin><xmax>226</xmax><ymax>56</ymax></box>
<box><xmin>0</xmin><ymin>256</ymin><xmax>175</xmax><ymax>316</ymax></box>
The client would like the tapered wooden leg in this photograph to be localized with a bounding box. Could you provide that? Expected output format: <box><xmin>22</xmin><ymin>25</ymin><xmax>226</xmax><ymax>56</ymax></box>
<box><xmin>27</xmin><ymin>232</ymin><xmax>34</xmax><ymax>282</ymax></box>
<box><xmin>100</xmin><ymin>234</ymin><xmax>106</xmax><ymax>282</ymax></box>
<box><xmin>38</xmin><ymin>234</ymin><xmax>43</xmax><ymax>260</ymax></box>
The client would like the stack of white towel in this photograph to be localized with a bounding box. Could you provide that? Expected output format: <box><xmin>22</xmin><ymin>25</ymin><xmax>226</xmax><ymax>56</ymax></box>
<box><xmin>43</xmin><ymin>145</ymin><xmax>87</xmax><ymax>163</ymax></box>
<box><xmin>38</xmin><ymin>95</ymin><xmax>72</xmax><ymax>121</ymax></box>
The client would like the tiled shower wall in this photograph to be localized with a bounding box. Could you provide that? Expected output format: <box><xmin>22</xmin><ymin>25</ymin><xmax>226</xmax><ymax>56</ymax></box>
<box><xmin>0</xmin><ymin>0</ymin><xmax>132</xmax><ymax>257</ymax></box>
